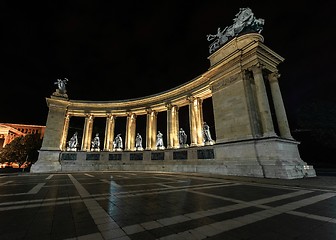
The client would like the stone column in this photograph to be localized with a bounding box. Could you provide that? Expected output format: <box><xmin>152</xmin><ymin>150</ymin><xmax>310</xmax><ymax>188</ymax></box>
<box><xmin>125</xmin><ymin>112</ymin><xmax>136</xmax><ymax>151</ymax></box>
<box><xmin>251</xmin><ymin>65</ymin><xmax>276</xmax><ymax>137</ymax></box>
<box><xmin>60</xmin><ymin>114</ymin><xmax>70</xmax><ymax>150</ymax></box>
<box><xmin>104</xmin><ymin>114</ymin><xmax>115</xmax><ymax>151</ymax></box>
<box><xmin>188</xmin><ymin>97</ymin><xmax>197</xmax><ymax>146</ymax></box>
<box><xmin>268</xmin><ymin>72</ymin><xmax>293</xmax><ymax>139</ymax></box>
<box><xmin>173</xmin><ymin>106</ymin><xmax>180</xmax><ymax>148</ymax></box>
<box><xmin>166</xmin><ymin>104</ymin><xmax>179</xmax><ymax>149</ymax></box>
<box><xmin>188</xmin><ymin>97</ymin><xmax>203</xmax><ymax>146</ymax></box>
<box><xmin>166</xmin><ymin>104</ymin><xmax>172</xmax><ymax>149</ymax></box>
<box><xmin>146</xmin><ymin>109</ymin><xmax>157</xmax><ymax>150</ymax></box>
<box><xmin>81</xmin><ymin>114</ymin><xmax>94</xmax><ymax>151</ymax></box>
<box><xmin>196</xmin><ymin>98</ymin><xmax>204</xmax><ymax>145</ymax></box>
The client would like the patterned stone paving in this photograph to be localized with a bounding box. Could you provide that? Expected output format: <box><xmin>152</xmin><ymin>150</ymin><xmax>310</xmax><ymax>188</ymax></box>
<box><xmin>0</xmin><ymin>172</ymin><xmax>335</xmax><ymax>240</ymax></box>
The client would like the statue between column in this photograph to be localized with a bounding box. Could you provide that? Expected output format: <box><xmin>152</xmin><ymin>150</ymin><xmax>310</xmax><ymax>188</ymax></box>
<box><xmin>156</xmin><ymin>131</ymin><xmax>165</xmax><ymax>150</ymax></box>
<box><xmin>91</xmin><ymin>133</ymin><xmax>100</xmax><ymax>151</ymax></box>
<box><xmin>67</xmin><ymin>132</ymin><xmax>78</xmax><ymax>151</ymax></box>
<box><xmin>179</xmin><ymin>128</ymin><xmax>189</xmax><ymax>148</ymax></box>
<box><xmin>203</xmin><ymin>122</ymin><xmax>215</xmax><ymax>145</ymax></box>
<box><xmin>135</xmin><ymin>133</ymin><xmax>144</xmax><ymax>151</ymax></box>
<box><xmin>113</xmin><ymin>134</ymin><xmax>123</xmax><ymax>151</ymax></box>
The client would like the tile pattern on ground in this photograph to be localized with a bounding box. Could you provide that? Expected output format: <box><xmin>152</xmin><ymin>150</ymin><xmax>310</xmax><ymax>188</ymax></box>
<box><xmin>0</xmin><ymin>172</ymin><xmax>335</xmax><ymax>240</ymax></box>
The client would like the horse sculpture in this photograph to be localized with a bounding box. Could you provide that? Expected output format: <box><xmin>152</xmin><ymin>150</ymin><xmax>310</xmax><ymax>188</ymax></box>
<box><xmin>207</xmin><ymin>7</ymin><xmax>265</xmax><ymax>54</ymax></box>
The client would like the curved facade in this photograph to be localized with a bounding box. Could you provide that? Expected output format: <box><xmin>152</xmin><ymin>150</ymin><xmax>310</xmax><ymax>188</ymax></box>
<box><xmin>31</xmin><ymin>34</ymin><xmax>316</xmax><ymax>179</ymax></box>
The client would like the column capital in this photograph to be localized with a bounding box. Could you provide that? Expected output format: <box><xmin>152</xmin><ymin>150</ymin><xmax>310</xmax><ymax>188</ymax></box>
<box><xmin>165</xmin><ymin>102</ymin><xmax>173</xmax><ymax>110</ymax></box>
<box><xmin>249</xmin><ymin>63</ymin><xmax>265</xmax><ymax>73</ymax></box>
<box><xmin>166</xmin><ymin>103</ymin><xmax>179</xmax><ymax>111</ymax></box>
<box><xmin>187</xmin><ymin>95</ymin><xmax>195</xmax><ymax>103</ymax></box>
<box><xmin>145</xmin><ymin>108</ymin><xmax>151</xmax><ymax>114</ymax></box>
<box><xmin>85</xmin><ymin>113</ymin><xmax>93</xmax><ymax>119</ymax></box>
<box><xmin>187</xmin><ymin>96</ymin><xmax>203</xmax><ymax>104</ymax></box>
<box><xmin>126</xmin><ymin>112</ymin><xmax>136</xmax><ymax>119</ymax></box>
<box><xmin>268</xmin><ymin>71</ymin><xmax>281</xmax><ymax>82</ymax></box>
<box><xmin>146</xmin><ymin>108</ymin><xmax>157</xmax><ymax>116</ymax></box>
<box><xmin>106</xmin><ymin>113</ymin><xmax>116</xmax><ymax>119</ymax></box>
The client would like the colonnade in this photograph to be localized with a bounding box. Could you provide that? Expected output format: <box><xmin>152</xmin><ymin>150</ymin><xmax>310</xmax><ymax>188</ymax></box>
<box><xmin>248</xmin><ymin>66</ymin><xmax>292</xmax><ymax>139</ymax></box>
<box><xmin>58</xmin><ymin>64</ymin><xmax>293</xmax><ymax>153</ymax></box>
<box><xmin>61</xmin><ymin>96</ymin><xmax>207</xmax><ymax>152</ymax></box>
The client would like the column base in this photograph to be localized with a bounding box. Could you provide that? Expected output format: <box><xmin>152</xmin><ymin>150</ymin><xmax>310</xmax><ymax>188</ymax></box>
<box><xmin>30</xmin><ymin>150</ymin><xmax>62</xmax><ymax>173</ymax></box>
<box><xmin>262</xmin><ymin>132</ymin><xmax>278</xmax><ymax>137</ymax></box>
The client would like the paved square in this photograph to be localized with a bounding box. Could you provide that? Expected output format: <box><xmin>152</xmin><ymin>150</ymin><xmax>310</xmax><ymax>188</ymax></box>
<box><xmin>0</xmin><ymin>172</ymin><xmax>335</xmax><ymax>239</ymax></box>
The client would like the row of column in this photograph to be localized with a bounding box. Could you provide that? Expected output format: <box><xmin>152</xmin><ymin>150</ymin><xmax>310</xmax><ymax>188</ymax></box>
<box><xmin>60</xmin><ymin>65</ymin><xmax>292</xmax><ymax>151</ymax></box>
<box><xmin>61</xmin><ymin>96</ymin><xmax>206</xmax><ymax>151</ymax></box>
<box><xmin>250</xmin><ymin>65</ymin><xmax>292</xmax><ymax>139</ymax></box>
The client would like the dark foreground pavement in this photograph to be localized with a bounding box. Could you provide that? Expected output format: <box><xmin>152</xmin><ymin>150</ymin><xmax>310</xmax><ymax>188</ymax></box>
<box><xmin>0</xmin><ymin>171</ymin><xmax>335</xmax><ymax>240</ymax></box>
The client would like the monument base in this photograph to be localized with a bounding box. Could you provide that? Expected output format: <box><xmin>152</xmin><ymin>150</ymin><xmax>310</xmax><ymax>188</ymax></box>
<box><xmin>30</xmin><ymin>150</ymin><xmax>62</xmax><ymax>173</ymax></box>
<box><xmin>34</xmin><ymin>137</ymin><xmax>315</xmax><ymax>179</ymax></box>
<box><xmin>214</xmin><ymin>137</ymin><xmax>316</xmax><ymax>179</ymax></box>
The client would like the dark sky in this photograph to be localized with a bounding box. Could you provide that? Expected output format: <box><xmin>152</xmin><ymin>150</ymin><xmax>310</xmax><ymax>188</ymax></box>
<box><xmin>1</xmin><ymin>0</ymin><xmax>335</xmax><ymax>132</ymax></box>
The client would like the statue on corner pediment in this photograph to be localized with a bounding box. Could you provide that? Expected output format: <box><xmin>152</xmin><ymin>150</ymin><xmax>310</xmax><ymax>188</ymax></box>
<box><xmin>52</xmin><ymin>78</ymin><xmax>69</xmax><ymax>98</ymax></box>
<box><xmin>54</xmin><ymin>78</ymin><xmax>68</xmax><ymax>94</ymax></box>
<box><xmin>207</xmin><ymin>7</ymin><xmax>265</xmax><ymax>54</ymax></box>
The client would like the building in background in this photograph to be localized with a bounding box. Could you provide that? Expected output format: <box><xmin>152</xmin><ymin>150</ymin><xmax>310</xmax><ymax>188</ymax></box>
<box><xmin>0</xmin><ymin>123</ymin><xmax>45</xmax><ymax>149</ymax></box>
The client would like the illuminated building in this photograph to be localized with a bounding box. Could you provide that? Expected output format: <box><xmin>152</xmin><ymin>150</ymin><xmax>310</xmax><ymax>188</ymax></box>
<box><xmin>0</xmin><ymin>123</ymin><xmax>45</xmax><ymax>149</ymax></box>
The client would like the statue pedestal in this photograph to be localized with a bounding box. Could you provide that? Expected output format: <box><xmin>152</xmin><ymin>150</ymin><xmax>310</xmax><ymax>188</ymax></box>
<box><xmin>204</xmin><ymin>140</ymin><xmax>215</xmax><ymax>146</ymax></box>
<box><xmin>91</xmin><ymin>148</ymin><xmax>100</xmax><ymax>152</ymax></box>
<box><xmin>136</xmin><ymin>147</ymin><xmax>144</xmax><ymax>151</ymax></box>
<box><xmin>51</xmin><ymin>89</ymin><xmax>68</xmax><ymax>99</ymax></box>
<box><xmin>157</xmin><ymin>146</ymin><xmax>165</xmax><ymax>150</ymax></box>
<box><xmin>179</xmin><ymin>144</ymin><xmax>189</xmax><ymax>148</ymax></box>
<box><xmin>67</xmin><ymin>147</ymin><xmax>77</xmax><ymax>151</ymax></box>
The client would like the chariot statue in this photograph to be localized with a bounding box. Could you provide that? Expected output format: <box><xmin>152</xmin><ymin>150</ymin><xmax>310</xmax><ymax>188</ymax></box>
<box><xmin>54</xmin><ymin>78</ymin><xmax>68</xmax><ymax>94</ymax></box>
<box><xmin>207</xmin><ymin>7</ymin><xmax>264</xmax><ymax>54</ymax></box>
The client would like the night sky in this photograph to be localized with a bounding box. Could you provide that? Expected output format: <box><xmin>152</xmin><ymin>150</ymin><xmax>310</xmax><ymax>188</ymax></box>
<box><xmin>2</xmin><ymin>1</ymin><xmax>335</xmax><ymax>139</ymax></box>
